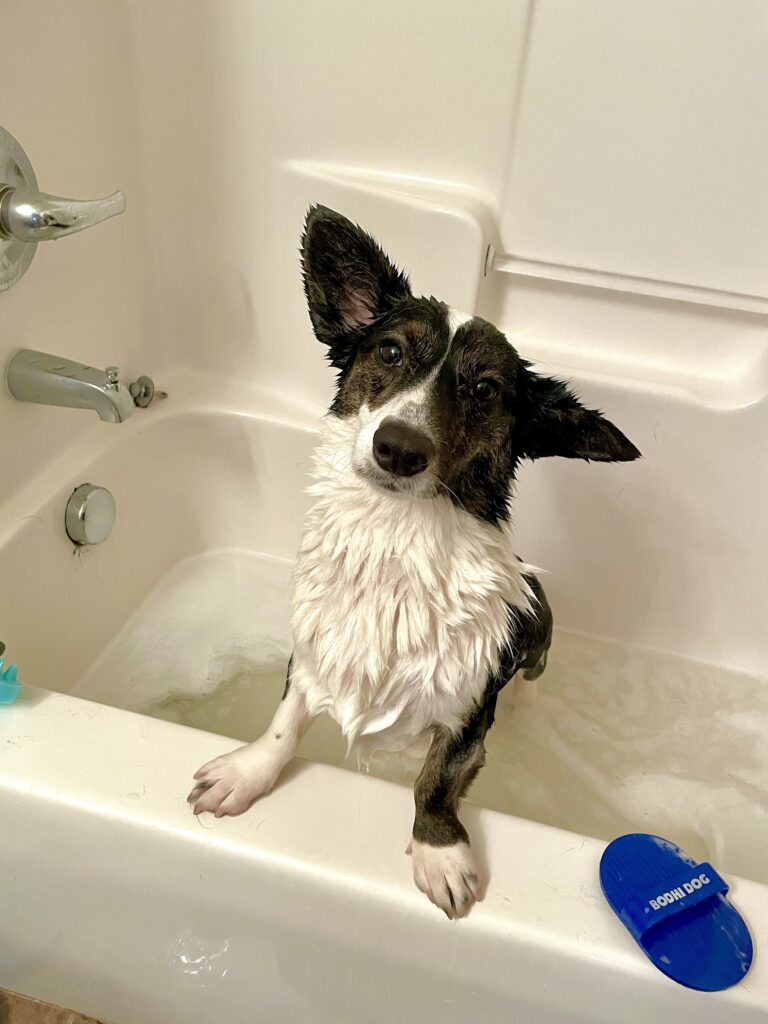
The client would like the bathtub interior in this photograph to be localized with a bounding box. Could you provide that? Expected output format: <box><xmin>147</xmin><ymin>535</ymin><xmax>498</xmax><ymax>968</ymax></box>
<box><xmin>1</xmin><ymin>385</ymin><xmax>766</xmax><ymax>892</ymax></box>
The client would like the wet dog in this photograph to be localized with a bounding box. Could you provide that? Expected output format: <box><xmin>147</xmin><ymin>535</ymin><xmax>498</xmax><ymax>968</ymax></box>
<box><xmin>189</xmin><ymin>206</ymin><xmax>640</xmax><ymax>918</ymax></box>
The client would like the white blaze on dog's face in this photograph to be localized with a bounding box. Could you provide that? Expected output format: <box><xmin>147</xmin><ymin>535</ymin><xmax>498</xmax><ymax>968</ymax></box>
<box><xmin>348</xmin><ymin>307</ymin><xmax>473</xmax><ymax>500</ymax></box>
<box><xmin>301</xmin><ymin>205</ymin><xmax>640</xmax><ymax>523</ymax></box>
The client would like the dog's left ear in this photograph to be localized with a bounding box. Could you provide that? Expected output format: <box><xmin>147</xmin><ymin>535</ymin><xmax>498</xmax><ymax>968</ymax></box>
<box><xmin>516</xmin><ymin>365</ymin><xmax>641</xmax><ymax>462</ymax></box>
<box><xmin>301</xmin><ymin>205</ymin><xmax>412</xmax><ymax>367</ymax></box>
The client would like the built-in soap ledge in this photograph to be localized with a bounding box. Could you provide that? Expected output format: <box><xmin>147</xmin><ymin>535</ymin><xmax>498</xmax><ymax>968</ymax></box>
<box><xmin>479</xmin><ymin>272</ymin><xmax>768</xmax><ymax>410</ymax></box>
<box><xmin>276</xmin><ymin>161</ymin><xmax>768</xmax><ymax>411</ymax></box>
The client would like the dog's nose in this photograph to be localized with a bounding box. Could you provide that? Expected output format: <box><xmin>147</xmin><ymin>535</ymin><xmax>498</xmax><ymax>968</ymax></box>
<box><xmin>372</xmin><ymin>418</ymin><xmax>435</xmax><ymax>477</ymax></box>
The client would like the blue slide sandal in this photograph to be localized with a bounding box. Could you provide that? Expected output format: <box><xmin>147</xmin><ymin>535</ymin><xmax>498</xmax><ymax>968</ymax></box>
<box><xmin>600</xmin><ymin>833</ymin><xmax>753</xmax><ymax>991</ymax></box>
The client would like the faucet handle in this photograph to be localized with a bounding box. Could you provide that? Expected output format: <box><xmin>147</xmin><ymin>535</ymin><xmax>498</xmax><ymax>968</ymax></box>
<box><xmin>0</xmin><ymin>186</ymin><xmax>126</xmax><ymax>243</ymax></box>
<box><xmin>0</xmin><ymin>126</ymin><xmax>126</xmax><ymax>291</ymax></box>
<box><xmin>129</xmin><ymin>375</ymin><xmax>167</xmax><ymax>408</ymax></box>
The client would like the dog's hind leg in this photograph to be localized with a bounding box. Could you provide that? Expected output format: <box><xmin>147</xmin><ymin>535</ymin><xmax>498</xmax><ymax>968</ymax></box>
<box><xmin>187</xmin><ymin>655</ymin><xmax>313</xmax><ymax>817</ymax></box>
<box><xmin>407</xmin><ymin>697</ymin><xmax>497</xmax><ymax>919</ymax></box>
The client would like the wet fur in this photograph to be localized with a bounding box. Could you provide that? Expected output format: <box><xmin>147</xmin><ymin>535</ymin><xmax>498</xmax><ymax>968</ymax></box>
<box><xmin>290</xmin><ymin>413</ymin><xmax>538</xmax><ymax>754</ymax></box>
<box><xmin>189</xmin><ymin>206</ymin><xmax>639</xmax><ymax>919</ymax></box>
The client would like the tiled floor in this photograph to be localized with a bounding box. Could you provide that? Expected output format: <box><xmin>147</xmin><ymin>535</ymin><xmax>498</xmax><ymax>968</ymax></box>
<box><xmin>0</xmin><ymin>989</ymin><xmax>102</xmax><ymax>1023</ymax></box>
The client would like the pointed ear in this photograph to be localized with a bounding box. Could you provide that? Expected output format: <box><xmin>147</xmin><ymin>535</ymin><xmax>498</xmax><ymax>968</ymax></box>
<box><xmin>300</xmin><ymin>205</ymin><xmax>411</xmax><ymax>366</ymax></box>
<box><xmin>516</xmin><ymin>365</ymin><xmax>641</xmax><ymax>463</ymax></box>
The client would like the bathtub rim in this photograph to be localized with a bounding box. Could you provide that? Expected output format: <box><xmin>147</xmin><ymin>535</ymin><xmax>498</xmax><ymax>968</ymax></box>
<box><xmin>0</xmin><ymin>683</ymin><xmax>765</xmax><ymax>1017</ymax></box>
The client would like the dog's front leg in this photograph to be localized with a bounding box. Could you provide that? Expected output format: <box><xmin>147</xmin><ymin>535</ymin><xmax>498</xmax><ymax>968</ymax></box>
<box><xmin>188</xmin><ymin>657</ymin><xmax>312</xmax><ymax>817</ymax></box>
<box><xmin>407</xmin><ymin>700</ymin><xmax>495</xmax><ymax>919</ymax></box>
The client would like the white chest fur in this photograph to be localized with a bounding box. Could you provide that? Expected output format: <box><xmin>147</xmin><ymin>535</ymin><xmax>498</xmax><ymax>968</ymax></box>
<box><xmin>290</xmin><ymin>415</ymin><xmax>533</xmax><ymax>753</ymax></box>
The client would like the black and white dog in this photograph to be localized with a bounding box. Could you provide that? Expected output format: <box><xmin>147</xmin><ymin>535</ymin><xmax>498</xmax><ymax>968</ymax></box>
<box><xmin>189</xmin><ymin>206</ymin><xmax>640</xmax><ymax>918</ymax></box>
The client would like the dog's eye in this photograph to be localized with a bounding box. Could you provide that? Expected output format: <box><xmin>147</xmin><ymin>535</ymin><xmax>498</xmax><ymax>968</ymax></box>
<box><xmin>473</xmin><ymin>379</ymin><xmax>499</xmax><ymax>402</ymax></box>
<box><xmin>379</xmin><ymin>341</ymin><xmax>403</xmax><ymax>366</ymax></box>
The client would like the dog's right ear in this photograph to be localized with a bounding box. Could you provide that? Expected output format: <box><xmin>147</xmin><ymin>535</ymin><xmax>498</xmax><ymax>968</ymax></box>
<box><xmin>301</xmin><ymin>205</ymin><xmax>412</xmax><ymax>367</ymax></box>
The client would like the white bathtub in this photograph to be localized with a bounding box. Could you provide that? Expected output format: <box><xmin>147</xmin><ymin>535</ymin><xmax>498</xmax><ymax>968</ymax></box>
<box><xmin>0</xmin><ymin>374</ymin><xmax>766</xmax><ymax>1024</ymax></box>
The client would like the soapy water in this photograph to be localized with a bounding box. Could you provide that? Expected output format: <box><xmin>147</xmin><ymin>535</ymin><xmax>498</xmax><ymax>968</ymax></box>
<box><xmin>76</xmin><ymin>550</ymin><xmax>768</xmax><ymax>885</ymax></box>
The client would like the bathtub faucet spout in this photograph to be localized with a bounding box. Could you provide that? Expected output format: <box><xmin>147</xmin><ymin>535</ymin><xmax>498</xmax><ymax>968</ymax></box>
<box><xmin>6</xmin><ymin>349</ymin><xmax>165</xmax><ymax>423</ymax></box>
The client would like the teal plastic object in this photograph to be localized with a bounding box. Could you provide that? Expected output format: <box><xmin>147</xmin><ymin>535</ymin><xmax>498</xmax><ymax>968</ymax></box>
<box><xmin>0</xmin><ymin>655</ymin><xmax>22</xmax><ymax>704</ymax></box>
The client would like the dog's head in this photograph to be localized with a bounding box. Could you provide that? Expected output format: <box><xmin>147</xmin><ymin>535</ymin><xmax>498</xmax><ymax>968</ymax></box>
<box><xmin>301</xmin><ymin>205</ymin><xmax>640</xmax><ymax>524</ymax></box>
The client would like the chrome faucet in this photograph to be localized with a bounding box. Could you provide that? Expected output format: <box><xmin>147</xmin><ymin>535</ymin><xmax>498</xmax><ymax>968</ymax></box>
<box><xmin>0</xmin><ymin>186</ymin><xmax>125</xmax><ymax>244</ymax></box>
<box><xmin>6</xmin><ymin>350</ymin><xmax>164</xmax><ymax>424</ymax></box>
<box><xmin>0</xmin><ymin>126</ymin><xmax>125</xmax><ymax>291</ymax></box>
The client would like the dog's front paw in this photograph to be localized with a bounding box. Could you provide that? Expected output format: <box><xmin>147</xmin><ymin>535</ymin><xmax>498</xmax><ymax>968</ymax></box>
<box><xmin>406</xmin><ymin>839</ymin><xmax>484</xmax><ymax>919</ymax></box>
<box><xmin>187</xmin><ymin>742</ymin><xmax>282</xmax><ymax>818</ymax></box>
